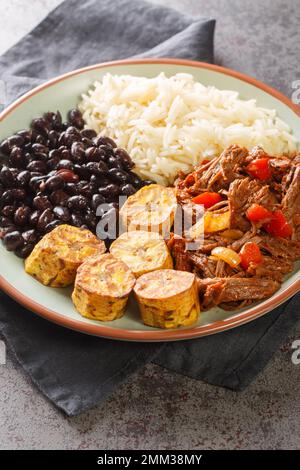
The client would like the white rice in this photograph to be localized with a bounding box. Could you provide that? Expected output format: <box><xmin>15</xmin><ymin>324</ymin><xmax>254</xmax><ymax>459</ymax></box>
<box><xmin>79</xmin><ymin>73</ymin><xmax>297</xmax><ymax>185</ymax></box>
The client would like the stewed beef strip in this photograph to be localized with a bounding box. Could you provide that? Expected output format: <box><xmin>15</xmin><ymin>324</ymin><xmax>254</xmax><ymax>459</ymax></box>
<box><xmin>193</xmin><ymin>144</ymin><xmax>249</xmax><ymax>192</ymax></box>
<box><xmin>197</xmin><ymin>278</ymin><xmax>226</xmax><ymax>310</ymax></box>
<box><xmin>228</xmin><ymin>177</ymin><xmax>278</xmax><ymax>230</ymax></box>
<box><xmin>281</xmin><ymin>165</ymin><xmax>300</xmax><ymax>240</ymax></box>
<box><xmin>269</xmin><ymin>156</ymin><xmax>292</xmax><ymax>181</ymax></box>
<box><xmin>259</xmin><ymin>234</ymin><xmax>300</xmax><ymax>261</ymax></box>
<box><xmin>247</xmin><ymin>256</ymin><xmax>294</xmax><ymax>282</ymax></box>
<box><xmin>230</xmin><ymin>232</ymin><xmax>262</xmax><ymax>251</ymax></box>
<box><xmin>167</xmin><ymin>236</ymin><xmax>192</xmax><ymax>272</ymax></box>
<box><xmin>189</xmin><ymin>253</ymin><xmax>218</xmax><ymax>278</ymax></box>
<box><xmin>197</xmin><ymin>277</ymin><xmax>280</xmax><ymax>309</ymax></box>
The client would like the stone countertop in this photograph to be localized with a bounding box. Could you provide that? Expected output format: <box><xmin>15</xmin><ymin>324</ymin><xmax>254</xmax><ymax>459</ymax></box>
<box><xmin>0</xmin><ymin>0</ymin><xmax>300</xmax><ymax>450</ymax></box>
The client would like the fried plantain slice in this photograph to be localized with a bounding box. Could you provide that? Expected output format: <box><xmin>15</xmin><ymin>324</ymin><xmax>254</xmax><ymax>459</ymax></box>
<box><xmin>24</xmin><ymin>224</ymin><xmax>106</xmax><ymax>287</ymax></box>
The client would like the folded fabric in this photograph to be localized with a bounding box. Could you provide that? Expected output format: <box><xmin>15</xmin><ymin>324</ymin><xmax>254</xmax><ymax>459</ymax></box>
<box><xmin>0</xmin><ymin>0</ymin><xmax>216</xmax><ymax>416</ymax></box>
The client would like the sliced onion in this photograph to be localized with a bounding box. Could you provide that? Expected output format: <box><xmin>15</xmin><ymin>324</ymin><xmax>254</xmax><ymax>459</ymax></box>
<box><xmin>211</xmin><ymin>246</ymin><xmax>241</xmax><ymax>268</ymax></box>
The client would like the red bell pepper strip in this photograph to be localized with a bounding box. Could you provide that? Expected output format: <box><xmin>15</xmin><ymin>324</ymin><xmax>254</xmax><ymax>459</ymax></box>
<box><xmin>240</xmin><ymin>242</ymin><xmax>263</xmax><ymax>270</ymax></box>
<box><xmin>246</xmin><ymin>158</ymin><xmax>272</xmax><ymax>180</ymax></box>
<box><xmin>246</xmin><ymin>204</ymin><xmax>273</xmax><ymax>223</ymax></box>
<box><xmin>192</xmin><ymin>192</ymin><xmax>222</xmax><ymax>209</ymax></box>
<box><xmin>264</xmin><ymin>210</ymin><xmax>293</xmax><ymax>238</ymax></box>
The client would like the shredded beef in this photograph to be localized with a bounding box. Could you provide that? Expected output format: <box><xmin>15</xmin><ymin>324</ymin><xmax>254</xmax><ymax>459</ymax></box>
<box><xmin>259</xmin><ymin>235</ymin><xmax>300</xmax><ymax>261</ymax></box>
<box><xmin>281</xmin><ymin>165</ymin><xmax>300</xmax><ymax>239</ymax></box>
<box><xmin>173</xmin><ymin>145</ymin><xmax>300</xmax><ymax>311</ymax></box>
<box><xmin>194</xmin><ymin>145</ymin><xmax>249</xmax><ymax>192</ymax></box>
<box><xmin>228</xmin><ymin>177</ymin><xmax>278</xmax><ymax>230</ymax></box>
<box><xmin>247</xmin><ymin>256</ymin><xmax>293</xmax><ymax>282</ymax></box>
<box><xmin>197</xmin><ymin>277</ymin><xmax>279</xmax><ymax>309</ymax></box>
<box><xmin>167</xmin><ymin>236</ymin><xmax>192</xmax><ymax>272</ymax></box>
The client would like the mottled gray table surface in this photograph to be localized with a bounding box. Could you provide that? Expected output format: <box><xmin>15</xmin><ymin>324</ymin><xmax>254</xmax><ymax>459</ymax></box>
<box><xmin>0</xmin><ymin>0</ymin><xmax>300</xmax><ymax>450</ymax></box>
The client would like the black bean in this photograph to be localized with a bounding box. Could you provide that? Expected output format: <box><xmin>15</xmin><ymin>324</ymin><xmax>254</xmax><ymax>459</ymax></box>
<box><xmin>65</xmin><ymin>125</ymin><xmax>81</xmax><ymax>139</ymax></box>
<box><xmin>53</xmin><ymin>205</ymin><xmax>70</xmax><ymax>222</ymax></box>
<box><xmin>127</xmin><ymin>171</ymin><xmax>143</xmax><ymax>188</ymax></box>
<box><xmin>65</xmin><ymin>125</ymin><xmax>81</xmax><ymax>136</ymax></box>
<box><xmin>91</xmin><ymin>194</ymin><xmax>106</xmax><ymax>210</ymax></box>
<box><xmin>67</xmin><ymin>109</ymin><xmax>84</xmax><ymax>129</ymax></box>
<box><xmin>1</xmin><ymin>190</ymin><xmax>15</xmax><ymax>204</ymax></box>
<box><xmin>71</xmin><ymin>142</ymin><xmax>85</xmax><ymax>163</ymax></box>
<box><xmin>81</xmin><ymin>128</ymin><xmax>97</xmax><ymax>139</ymax></box>
<box><xmin>65</xmin><ymin>183</ymin><xmax>78</xmax><ymax>195</ymax></box>
<box><xmin>120</xmin><ymin>183</ymin><xmax>136</xmax><ymax>196</ymax></box>
<box><xmin>85</xmin><ymin>147</ymin><xmax>106</xmax><ymax>162</ymax></box>
<box><xmin>16</xmin><ymin>170</ymin><xmax>31</xmax><ymax>187</ymax></box>
<box><xmin>31</xmin><ymin>117</ymin><xmax>49</xmax><ymax>135</ymax></box>
<box><xmin>48</xmin><ymin>130</ymin><xmax>59</xmax><ymax>148</ymax></box>
<box><xmin>57</xmin><ymin>159</ymin><xmax>74</xmax><ymax>171</ymax></box>
<box><xmin>17</xmin><ymin>130</ymin><xmax>32</xmax><ymax>144</ymax></box>
<box><xmin>47</xmin><ymin>156</ymin><xmax>60</xmax><ymax>170</ymax></box>
<box><xmin>98</xmin><ymin>183</ymin><xmax>120</xmax><ymax>198</ymax></box>
<box><xmin>29</xmin><ymin>176</ymin><xmax>46</xmax><ymax>191</ymax></box>
<box><xmin>98</xmin><ymin>144</ymin><xmax>115</xmax><ymax>157</ymax></box>
<box><xmin>24</xmin><ymin>142</ymin><xmax>32</xmax><ymax>152</ymax></box>
<box><xmin>22</xmin><ymin>229</ymin><xmax>38</xmax><ymax>244</ymax></box>
<box><xmin>140</xmin><ymin>179</ymin><xmax>154</xmax><ymax>187</ymax></box>
<box><xmin>15</xmin><ymin>243</ymin><xmax>35</xmax><ymax>259</ymax></box>
<box><xmin>52</xmin><ymin>111</ymin><xmax>63</xmax><ymax>131</ymax></box>
<box><xmin>90</xmin><ymin>174</ymin><xmax>111</xmax><ymax>187</ymax></box>
<box><xmin>1</xmin><ymin>205</ymin><xmax>15</xmax><ymax>218</ymax></box>
<box><xmin>74</xmin><ymin>164</ymin><xmax>90</xmax><ymax>180</ymax></box>
<box><xmin>8</xmin><ymin>134</ymin><xmax>25</xmax><ymax>149</ymax></box>
<box><xmin>43</xmin><ymin>111</ymin><xmax>56</xmax><ymax>124</ymax></box>
<box><xmin>76</xmin><ymin>183</ymin><xmax>92</xmax><ymax>198</ymax></box>
<box><xmin>14</xmin><ymin>206</ymin><xmax>31</xmax><ymax>226</ymax></box>
<box><xmin>50</xmin><ymin>189</ymin><xmax>69</xmax><ymax>206</ymax></box>
<box><xmin>71</xmin><ymin>212</ymin><xmax>84</xmax><ymax>227</ymax></box>
<box><xmin>29</xmin><ymin>210</ymin><xmax>40</xmax><ymax>227</ymax></box>
<box><xmin>0</xmin><ymin>139</ymin><xmax>10</xmax><ymax>155</ymax></box>
<box><xmin>27</xmin><ymin>160</ymin><xmax>47</xmax><ymax>173</ymax></box>
<box><xmin>61</xmin><ymin>149</ymin><xmax>72</xmax><ymax>160</ymax></box>
<box><xmin>94</xmin><ymin>136</ymin><xmax>117</xmax><ymax>148</ymax></box>
<box><xmin>114</xmin><ymin>148</ymin><xmax>134</xmax><ymax>170</ymax></box>
<box><xmin>48</xmin><ymin>148</ymin><xmax>60</xmax><ymax>160</ymax></box>
<box><xmin>107</xmin><ymin>155</ymin><xmax>123</xmax><ymax>169</ymax></box>
<box><xmin>81</xmin><ymin>137</ymin><xmax>94</xmax><ymax>148</ymax></box>
<box><xmin>31</xmin><ymin>143</ymin><xmax>49</xmax><ymax>157</ymax></box>
<box><xmin>33</xmin><ymin>195</ymin><xmax>52</xmax><ymax>211</ymax></box>
<box><xmin>3</xmin><ymin>230</ymin><xmax>24</xmax><ymax>251</ymax></box>
<box><xmin>108</xmin><ymin>167</ymin><xmax>128</xmax><ymax>183</ymax></box>
<box><xmin>8</xmin><ymin>147</ymin><xmax>24</xmax><ymax>168</ymax></box>
<box><xmin>0</xmin><ymin>216</ymin><xmax>13</xmax><ymax>227</ymax></box>
<box><xmin>45</xmin><ymin>220</ymin><xmax>63</xmax><ymax>233</ymax></box>
<box><xmin>0</xmin><ymin>166</ymin><xmax>15</xmax><ymax>187</ymax></box>
<box><xmin>35</xmin><ymin>134</ymin><xmax>48</xmax><ymax>145</ymax></box>
<box><xmin>86</xmin><ymin>161</ymin><xmax>109</xmax><ymax>176</ymax></box>
<box><xmin>84</xmin><ymin>210</ymin><xmax>97</xmax><ymax>230</ymax></box>
<box><xmin>45</xmin><ymin>175</ymin><xmax>64</xmax><ymax>191</ymax></box>
<box><xmin>37</xmin><ymin>208</ymin><xmax>54</xmax><ymax>232</ymax></box>
<box><xmin>58</xmin><ymin>132</ymin><xmax>66</xmax><ymax>146</ymax></box>
<box><xmin>67</xmin><ymin>195</ymin><xmax>89</xmax><ymax>211</ymax></box>
<box><xmin>56</xmin><ymin>169</ymin><xmax>78</xmax><ymax>183</ymax></box>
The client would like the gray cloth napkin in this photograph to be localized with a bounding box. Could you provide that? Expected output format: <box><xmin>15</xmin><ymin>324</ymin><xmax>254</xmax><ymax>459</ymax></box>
<box><xmin>0</xmin><ymin>0</ymin><xmax>299</xmax><ymax>416</ymax></box>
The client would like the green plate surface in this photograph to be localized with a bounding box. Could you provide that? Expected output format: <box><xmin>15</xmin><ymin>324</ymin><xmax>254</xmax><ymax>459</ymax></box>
<box><xmin>0</xmin><ymin>59</ymin><xmax>299</xmax><ymax>341</ymax></box>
